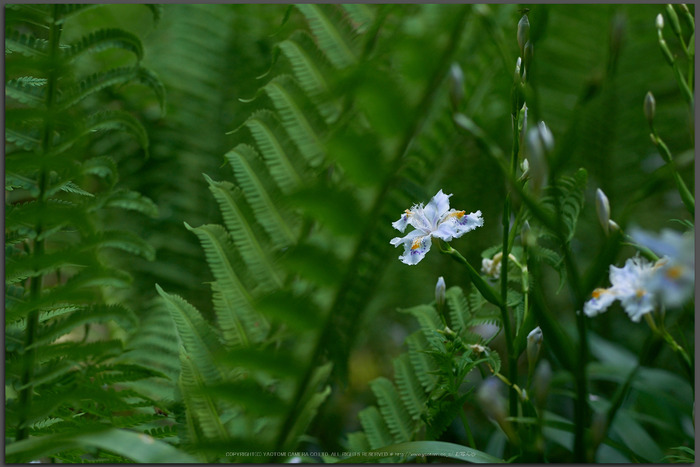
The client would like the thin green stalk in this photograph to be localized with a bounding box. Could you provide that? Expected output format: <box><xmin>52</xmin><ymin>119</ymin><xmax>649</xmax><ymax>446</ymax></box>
<box><xmin>501</xmin><ymin>196</ymin><xmax>518</xmax><ymax>419</ymax></box>
<box><xmin>16</xmin><ymin>5</ymin><xmax>62</xmax><ymax>442</ymax></box>
<box><xmin>459</xmin><ymin>409</ymin><xmax>477</xmax><ymax>449</ymax></box>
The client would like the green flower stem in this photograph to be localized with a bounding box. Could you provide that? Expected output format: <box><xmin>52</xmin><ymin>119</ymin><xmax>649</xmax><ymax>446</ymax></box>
<box><xmin>439</xmin><ymin>243</ymin><xmax>503</xmax><ymax>308</ymax></box>
<box><xmin>650</xmin><ymin>132</ymin><xmax>694</xmax><ymax>218</ymax></box>
<box><xmin>16</xmin><ymin>6</ymin><xmax>62</xmax><ymax>442</ymax></box>
<box><xmin>458</xmin><ymin>410</ymin><xmax>477</xmax><ymax>450</ymax></box>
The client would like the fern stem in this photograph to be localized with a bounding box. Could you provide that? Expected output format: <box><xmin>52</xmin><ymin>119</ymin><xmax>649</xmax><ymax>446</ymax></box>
<box><xmin>16</xmin><ymin>5</ymin><xmax>63</xmax><ymax>442</ymax></box>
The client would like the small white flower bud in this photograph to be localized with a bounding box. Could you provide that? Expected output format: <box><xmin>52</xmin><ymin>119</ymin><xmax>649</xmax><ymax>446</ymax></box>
<box><xmin>608</xmin><ymin>219</ymin><xmax>620</xmax><ymax>232</ymax></box>
<box><xmin>449</xmin><ymin>63</ymin><xmax>465</xmax><ymax>110</ymax></box>
<box><xmin>514</xmin><ymin>56</ymin><xmax>522</xmax><ymax>82</ymax></box>
<box><xmin>477</xmin><ymin>377</ymin><xmax>507</xmax><ymax>422</ymax></box>
<box><xmin>537</xmin><ymin>121</ymin><xmax>554</xmax><ymax>154</ymax></box>
<box><xmin>517</xmin><ymin>14</ymin><xmax>530</xmax><ymax>53</ymax></box>
<box><xmin>526</xmin><ymin>326</ymin><xmax>543</xmax><ymax>364</ymax></box>
<box><xmin>644</xmin><ymin>91</ymin><xmax>656</xmax><ymax>126</ymax></box>
<box><xmin>595</xmin><ymin>188</ymin><xmax>611</xmax><ymax>235</ymax></box>
<box><xmin>656</xmin><ymin>13</ymin><xmax>664</xmax><ymax>30</ymax></box>
<box><xmin>435</xmin><ymin>276</ymin><xmax>446</xmax><ymax>308</ymax></box>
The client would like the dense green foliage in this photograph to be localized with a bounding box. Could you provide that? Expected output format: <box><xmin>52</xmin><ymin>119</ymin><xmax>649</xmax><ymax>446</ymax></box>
<box><xmin>5</xmin><ymin>3</ymin><xmax>694</xmax><ymax>463</ymax></box>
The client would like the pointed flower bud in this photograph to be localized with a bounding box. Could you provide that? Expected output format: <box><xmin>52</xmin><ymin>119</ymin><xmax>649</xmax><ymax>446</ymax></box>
<box><xmin>514</xmin><ymin>56</ymin><xmax>522</xmax><ymax>83</ymax></box>
<box><xmin>656</xmin><ymin>13</ymin><xmax>664</xmax><ymax>30</ymax></box>
<box><xmin>435</xmin><ymin>276</ymin><xmax>446</xmax><ymax>308</ymax></box>
<box><xmin>537</xmin><ymin>121</ymin><xmax>554</xmax><ymax>153</ymax></box>
<box><xmin>644</xmin><ymin>91</ymin><xmax>656</xmax><ymax>127</ymax></box>
<box><xmin>665</xmin><ymin>4</ymin><xmax>682</xmax><ymax>37</ymax></box>
<box><xmin>609</xmin><ymin>219</ymin><xmax>620</xmax><ymax>232</ymax></box>
<box><xmin>517</xmin><ymin>14</ymin><xmax>530</xmax><ymax>53</ymax></box>
<box><xmin>477</xmin><ymin>377</ymin><xmax>507</xmax><ymax>423</ymax></box>
<box><xmin>595</xmin><ymin>188</ymin><xmax>611</xmax><ymax>235</ymax></box>
<box><xmin>449</xmin><ymin>63</ymin><xmax>465</xmax><ymax>110</ymax></box>
<box><xmin>526</xmin><ymin>326</ymin><xmax>543</xmax><ymax>367</ymax></box>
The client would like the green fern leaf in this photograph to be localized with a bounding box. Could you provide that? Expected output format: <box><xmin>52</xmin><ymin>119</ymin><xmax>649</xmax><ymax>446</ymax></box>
<box><xmin>393</xmin><ymin>354</ymin><xmax>427</xmax><ymax>421</ymax></box>
<box><xmin>184</xmin><ymin>222</ymin><xmax>267</xmax><ymax>346</ymax></box>
<box><xmin>58</xmin><ymin>67</ymin><xmax>165</xmax><ymax>115</ymax></box>
<box><xmin>369</xmin><ymin>377</ymin><xmax>413</xmax><ymax>443</ymax></box>
<box><xmin>240</xmin><ymin>109</ymin><xmax>305</xmax><ymax>193</ymax></box>
<box><xmin>262</xmin><ymin>75</ymin><xmax>326</xmax><ymax>167</ymax></box>
<box><xmin>406</xmin><ymin>332</ymin><xmax>438</xmax><ymax>392</ymax></box>
<box><xmin>295</xmin><ymin>4</ymin><xmax>358</xmax><ymax>69</ymax></box>
<box><xmin>92</xmin><ymin>189</ymin><xmax>158</xmax><ymax>217</ymax></box>
<box><xmin>277</xmin><ymin>32</ymin><xmax>339</xmax><ymax>122</ymax></box>
<box><xmin>341</xmin><ymin>4</ymin><xmax>375</xmax><ymax>34</ymax></box>
<box><xmin>5</xmin><ymin>29</ymin><xmax>49</xmax><ymax>57</ymax></box>
<box><xmin>177</xmin><ymin>349</ymin><xmax>229</xmax><ymax>442</ymax></box>
<box><xmin>155</xmin><ymin>284</ymin><xmax>222</xmax><ymax>384</ymax></box>
<box><xmin>204</xmin><ymin>174</ymin><xmax>282</xmax><ymax>289</ymax></box>
<box><xmin>63</xmin><ymin>28</ymin><xmax>143</xmax><ymax>62</ymax></box>
<box><xmin>6</xmin><ymin>78</ymin><xmax>46</xmax><ymax>107</ymax></box>
<box><xmin>445</xmin><ymin>285</ymin><xmax>470</xmax><ymax>332</ymax></box>
<box><xmin>399</xmin><ymin>305</ymin><xmax>443</xmax><ymax>345</ymax></box>
<box><xmin>358</xmin><ymin>406</ymin><xmax>395</xmax><ymax>450</ymax></box>
<box><xmin>225</xmin><ymin>144</ymin><xmax>298</xmax><ymax>248</ymax></box>
<box><xmin>51</xmin><ymin>110</ymin><xmax>150</xmax><ymax>158</ymax></box>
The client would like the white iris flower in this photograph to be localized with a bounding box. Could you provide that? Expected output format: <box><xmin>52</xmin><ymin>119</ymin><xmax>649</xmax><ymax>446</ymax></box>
<box><xmin>630</xmin><ymin>228</ymin><xmax>695</xmax><ymax>308</ymax></box>
<box><xmin>390</xmin><ymin>189</ymin><xmax>483</xmax><ymax>265</ymax></box>
<box><xmin>584</xmin><ymin>256</ymin><xmax>657</xmax><ymax>322</ymax></box>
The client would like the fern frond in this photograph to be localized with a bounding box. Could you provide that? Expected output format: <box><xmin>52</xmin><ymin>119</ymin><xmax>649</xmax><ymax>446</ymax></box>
<box><xmin>358</xmin><ymin>406</ymin><xmax>395</xmax><ymax>450</ymax></box>
<box><xmin>155</xmin><ymin>284</ymin><xmax>222</xmax><ymax>384</ymax></box>
<box><xmin>277</xmin><ymin>31</ymin><xmax>339</xmax><ymax>122</ymax></box>
<box><xmin>184</xmin><ymin>222</ymin><xmax>267</xmax><ymax>346</ymax></box>
<box><xmin>369</xmin><ymin>377</ymin><xmax>413</xmax><ymax>443</ymax></box>
<box><xmin>63</xmin><ymin>28</ymin><xmax>143</xmax><ymax>62</ymax></box>
<box><xmin>177</xmin><ymin>348</ymin><xmax>229</xmax><ymax>442</ymax></box>
<box><xmin>204</xmin><ymin>174</ymin><xmax>282</xmax><ymax>289</ymax></box>
<box><xmin>5</xmin><ymin>29</ymin><xmax>49</xmax><ymax>57</ymax></box>
<box><xmin>295</xmin><ymin>4</ymin><xmax>358</xmax><ymax>69</ymax></box>
<box><xmin>393</xmin><ymin>354</ymin><xmax>427</xmax><ymax>421</ymax></box>
<box><xmin>406</xmin><ymin>333</ymin><xmax>438</xmax><ymax>392</ymax></box>
<box><xmin>58</xmin><ymin>67</ymin><xmax>165</xmax><ymax>114</ymax></box>
<box><xmin>240</xmin><ymin>109</ymin><xmax>305</xmax><ymax>193</ymax></box>
<box><xmin>262</xmin><ymin>75</ymin><xmax>326</xmax><ymax>167</ymax></box>
<box><xmin>6</xmin><ymin>78</ymin><xmax>47</xmax><ymax>107</ymax></box>
<box><xmin>225</xmin><ymin>144</ymin><xmax>298</xmax><ymax>247</ymax></box>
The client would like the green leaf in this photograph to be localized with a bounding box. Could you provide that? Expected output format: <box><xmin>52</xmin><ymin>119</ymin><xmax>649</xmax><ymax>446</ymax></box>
<box><xmin>240</xmin><ymin>110</ymin><xmax>305</xmax><ymax>193</ymax></box>
<box><xmin>262</xmin><ymin>75</ymin><xmax>326</xmax><ymax>167</ymax></box>
<box><xmin>225</xmin><ymin>144</ymin><xmax>298</xmax><ymax>248</ymax></box>
<box><xmin>369</xmin><ymin>377</ymin><xmax>413</xmax><ymax>443</ymax></box>
<box><xmin>296</xmin><ymin>4</ymin><xmax>357</xmax><ymax>69</ymax></box>
<box><xmin>184</xmin><ymin>222</ymin><xmax>267</xmax><ymax>346</ymax></box>
<box><xmin>5</xmin><ymin>427</ymin><xmax>198</xmax><ymax>463</ymax></box>
<box><xmin>5</xmin><ymin>28</ymin><xmax>49</xmax><ymax>57</ymax></box>
<box><xmin>63</xmin><ymin>28</ymin><xmax>144</xmax><ymax>62</ymax></box>
<box><xmin>335</xmin><ymin>440</ymin><xmax>504</xmax><ymax>463</ymax></box>
<box><xmin>393</xmin><ymin>354</ymin><xmax>427</xmax><ymax>421</ymax></box>
<box><xmin>204</xmin><ymin>174</ymin><xmax>282</xmax><ymax>289</ymax></box>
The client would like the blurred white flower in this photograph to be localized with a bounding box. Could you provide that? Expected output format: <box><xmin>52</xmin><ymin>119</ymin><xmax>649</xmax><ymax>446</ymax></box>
<box><xmin>390</xmin><ymin>189</ymin><xmax>483</xmax><ymax>265</ymax></box>
<box><xmin>481</xmin><ymin>252</ymin><xmax>503</xmax><ymax>279</ymax></box>
<box><xmin>631</xmin><ymin>228</ymin><xmax>694</xmax><ymax>308</ymax></box>
<box><xmin>584</xmin><ymin>256</ymin><xmax>657</xmax><ymax>322</ymax></box>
